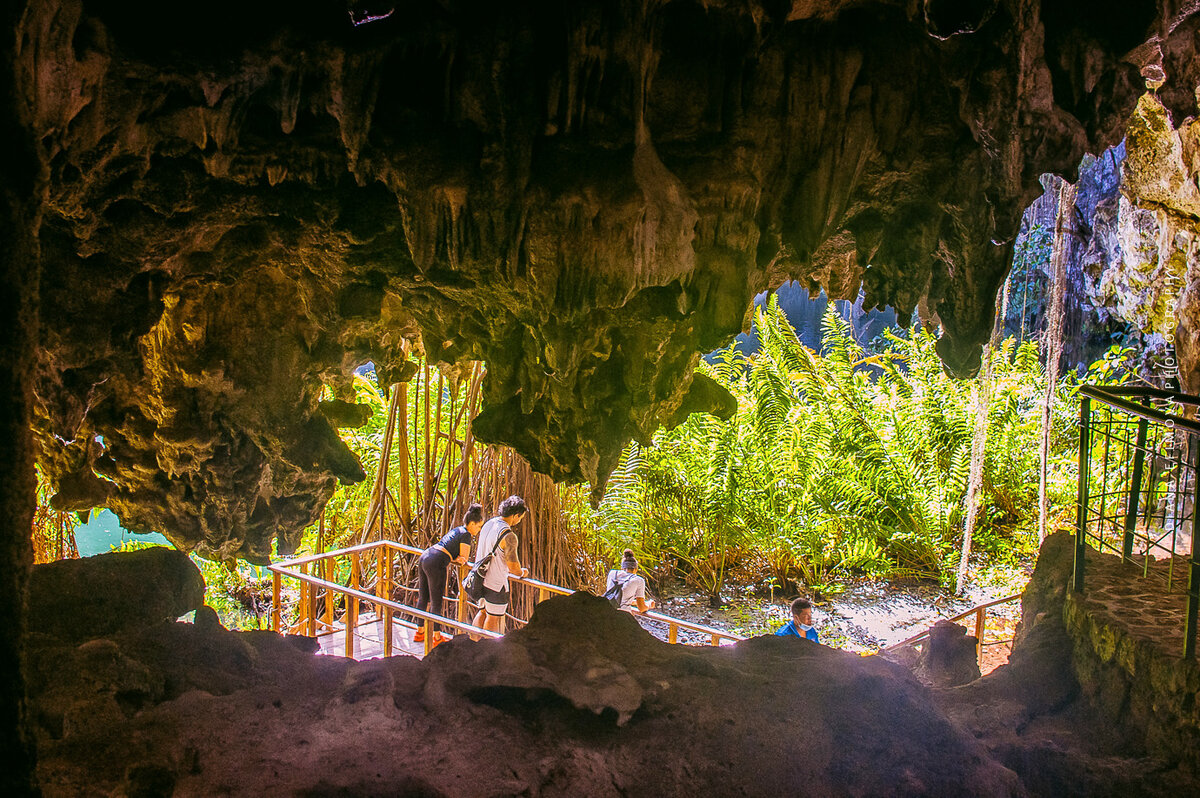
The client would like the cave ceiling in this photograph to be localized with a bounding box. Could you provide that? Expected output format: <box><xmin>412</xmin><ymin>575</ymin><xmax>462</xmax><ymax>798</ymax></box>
<box><xmin>15</xmin><ymin>0</ymin><xmax>1198</xmax><ymax>562</ymax></box>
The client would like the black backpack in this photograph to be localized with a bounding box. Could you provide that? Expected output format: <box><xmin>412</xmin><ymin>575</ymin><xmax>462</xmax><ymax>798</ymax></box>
<box><xmin>603</xmin><ymin>573</ymin><xmax>628</xmax><ymax>607</ymax></box>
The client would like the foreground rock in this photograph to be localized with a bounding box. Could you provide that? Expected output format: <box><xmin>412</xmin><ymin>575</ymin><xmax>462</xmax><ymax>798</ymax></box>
<box><xmin>932</xmin><ymin>533</ymin><xmax>1199</xmax><ymax>797</ymax></box>
<box><xmin>32</xmin><ymin>589</ymin><xmax>1021</xmax><ymax>796</ymax></box>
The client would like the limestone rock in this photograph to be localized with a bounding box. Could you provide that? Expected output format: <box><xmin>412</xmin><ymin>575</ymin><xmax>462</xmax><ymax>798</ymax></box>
<box><xmin>27</xmin><ymin>548</ymin><xmax>204</xmax><ymax>643</ymax></box>
<box><xmin>913</xmin><ymin>620</ymin><xmax>982</xmax><ymax>687</ymax></box>
<box><xmin>14</xmin><ymin>0</ymin><xmax>1198</xmax><ymax>560</ymax></box>
<box><xmin>30</xmin><ymin>590</ymin><xmax>1025</xmax><ymax>796</ymax></box>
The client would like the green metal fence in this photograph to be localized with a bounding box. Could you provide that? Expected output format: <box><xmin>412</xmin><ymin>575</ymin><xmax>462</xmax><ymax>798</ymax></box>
<box><xmin>1074</xmin><ymin>385</ymin><xmax>1200</xmax><ymax>658</ymax></box>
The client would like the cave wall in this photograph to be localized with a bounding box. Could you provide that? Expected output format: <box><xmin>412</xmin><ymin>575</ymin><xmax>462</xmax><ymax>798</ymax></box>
<box><xmin>12</xmin><ymin>0</ymin><xmax>1192</xmax><ymax>563</ymax></box>
<box><xmin>2</xmin><ymin>0</ymin><xmax>40</xmax><ymax>790</ymax></box>
<box><xmin>1064</xmin><ymin>550</ymin><xmax>1200</xmax><ymax>769</ymax></box>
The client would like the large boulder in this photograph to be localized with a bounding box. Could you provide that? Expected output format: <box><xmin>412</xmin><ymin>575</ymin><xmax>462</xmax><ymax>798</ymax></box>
<box><xmin>913</xmin><ymin>620</ymin><xmax>982</xmax><ymax>687</ymax></box>
<box><xmin>30</xmin><ymin>590</ymin><xmax>1026</xmax><ymax>796</ymax></box>
<box><xmin>27</xmin><ymin>547</ymin><xmax>205</xmax><ymax>643</ymax></box>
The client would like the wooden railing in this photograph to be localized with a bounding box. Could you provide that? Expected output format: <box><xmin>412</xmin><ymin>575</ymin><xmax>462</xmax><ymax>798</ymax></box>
<box><xmin>267</xmin><ymin>540</ymin><xmax>743</xmax><ymax>657</ymax></box>
<box><xmin>882</xmin><ymin>593</ymin><xmax>1022</xmax><ymax>665</ymax></box>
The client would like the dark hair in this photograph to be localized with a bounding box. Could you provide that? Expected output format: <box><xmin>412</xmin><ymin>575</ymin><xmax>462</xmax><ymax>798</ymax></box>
<box><xmin>463</xmin><ymin>503</ymin><xmax>484</xmax><ymax>525</ymax></box>
<box><xmin>621</xmin><ymin>549</ymin><xmax>638</xmax><ymax>571</ymax></box>
<box><xmin>498</xmin><ymin>495</ymin><xmax>527</xmax><ymax>518</ymax></box>
<box><xmin>790</xmin><ymin>598</ymin><xmax>812</xmax><ymax>616</ymax></box>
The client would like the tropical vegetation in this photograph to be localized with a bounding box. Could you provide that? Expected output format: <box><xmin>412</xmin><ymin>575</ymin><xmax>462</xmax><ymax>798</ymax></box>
<box><xmin>580</xmin><ymin>298</ymin><xmax>1090</xmax><ymax>601</ymax></box>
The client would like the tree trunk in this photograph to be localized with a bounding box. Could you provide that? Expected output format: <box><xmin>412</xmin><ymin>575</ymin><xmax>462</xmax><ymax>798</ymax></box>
<box><xmin>1039</xmin><ymin>179</ymin><xmax>1076</xmax><ymax>542</ymax></box>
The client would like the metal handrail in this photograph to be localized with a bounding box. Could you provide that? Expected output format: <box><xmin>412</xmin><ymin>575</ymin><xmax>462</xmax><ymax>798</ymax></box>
<box><xmin>882</xmin><ymin>592</ymin><xmax>1021</xmax><ymax>666</ymax></box>
<box><xmin>268</xmin><ymin>539</ymin><xmax>744</xmax><ymax>656</ymax></box>
<box><xmin>1077</xmin><ymin>385</ymin><xmax>1200</xmax><ymax>433</ymax></box>
<box><xmin>387</xmin><ymin>540</ymin><xmax>743</xmax><ymax>643</ymax></box>
<box><xmin>267</xmin><ymin>548</ymin><xmax>503</xmax><ymax>658</ymax></box>
<box><xmin>1075</xmin><ymin>385</ymin><xmax>1200</xmax><ymax>658</ymax></box>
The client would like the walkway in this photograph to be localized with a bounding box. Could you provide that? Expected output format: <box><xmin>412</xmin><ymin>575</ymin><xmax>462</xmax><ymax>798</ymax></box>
<box><xmin>269</xmin><ymin>539</ymin><xmax>743</xmax><ymax>660</ymax></box>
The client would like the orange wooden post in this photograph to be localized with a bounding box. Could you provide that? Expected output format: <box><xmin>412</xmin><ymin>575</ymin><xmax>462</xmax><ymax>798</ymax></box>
<box><xmin>974</xmin><ymin>607</ymin><xmax>986</xmax><ymax>664</ymax></box>
<box><xmin>298</xmin><ymin>563</ymin><xmax>311</xmax><ymax>635</ymax></box>
<box><xmin>457</xmin><ymin>563</ymin><xmax>468</xmax><ymax>624</ymax></box>
<box><xmin>375</xmin><ymin>545</ymin><xmax>385</xmax><ymax>601</ymax></box>
<box><xmin>384</xmin><ymin>545</ymin><xmax>393</xmax><ymax>601</ymax></box>
<box><xmin>347</xmin><ymin>553</ymin><xmax>360</xmax><ymax>658</ymax></box>
<box><xmin>323</xmin><ymin>556</ymin><xmax>334</xmax><ymax>629</ymax></box>
<box><xmin>302</xmin><ymin>564</ymin><xmax>316</xmax><ymax>638</ymax></box>
<box><xmin>538</xmin><ymin>587</ymin><xmax>548</xmax><ymax>604</ymax></box>
<box><xmin>307</xmin><ymin>567</ymin><xmax>318</xmax><ymax>637</ymax></box>
<box><xmin>383</xmin><ymin>606</ymin><xmax>393</xmax><ymax>658</ymax></box>
<box><xmin>424</xmin><ymin>617</ymin><xmax>433</xmax><ymax>656</ymax></box>
<box><xmin>711</xmin><ymin>632</ymin><xmax>720</xmax><ymax>646</ymax></box>
<box><xmin>668</xmin><ymin>624</ymin><xmax>678</xmax><ymax>644</ymax></box>
<box><xmin>272</xmin><ymin>571</ymin><xmax>281</xmax><ymax>631</ymax></box>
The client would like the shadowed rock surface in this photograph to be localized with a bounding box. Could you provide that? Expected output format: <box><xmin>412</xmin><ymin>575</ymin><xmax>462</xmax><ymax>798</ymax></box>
<box><xmin>932</xmin><ymin>533</ymin><xmax>1200</xmax><ymax>797</ymax></box>
<box><xmin>27</xmin><ymin>547</ymin><xmax>204</xmax><ymax>643</ymax></box>
<box><xmin>29</xmin><ymin>568</ymin><xmax>1023</xmax><ymax>797</ymax></box>
<box><xmin>13</xmin><ymin>0</ymin><xmax>1197</xmax><ymax>560</ymax></box>
<box><xmin>29</xmin><ymin>542</ymin><xmax>1200</xmax><ymax>795</ymax></box>
<box><xmin>913</xmin><ymin>619</ymin><xmax>982</xmax><ymax>687</ymax></box>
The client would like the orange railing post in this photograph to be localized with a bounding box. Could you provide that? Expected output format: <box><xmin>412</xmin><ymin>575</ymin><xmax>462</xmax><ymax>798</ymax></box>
<box><xmin>324</xmin><ymin>555</ymin><xmax>334</xmax><ymax>630</ymax></box>
<box><xmin>457</xmin><ymin>563</ymin><xmax>468</xmax><ymax>624</ymax></box>
<box><xmin>347</xmin><ymin>552</ymin><xmax>360</xmax><ymax>658</ymax></box>
<box><xmin>294</xmin><ymin>559</ymin><xmax>304</xmax><ymax>633</ymax></box>
<box><xmin>974</xmin><ymin>607</ymin><xmax>986</xmax><ymax>664</ymax></box>
<box><xmin>272</xmin><ymin>571</ymin><xmax>280</xmax><ymax>631</ymax></box>
<box><xmin>383</xmin><ymin>606</ymin><xmax>393</xmax><ymax>657</ymax></box>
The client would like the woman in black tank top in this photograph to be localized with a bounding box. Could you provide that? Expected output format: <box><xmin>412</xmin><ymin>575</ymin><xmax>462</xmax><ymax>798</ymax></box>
<box><xmin>415</xmin><ymin>503</ymin><xmax>484</xmax><ymax>644</ymax></box>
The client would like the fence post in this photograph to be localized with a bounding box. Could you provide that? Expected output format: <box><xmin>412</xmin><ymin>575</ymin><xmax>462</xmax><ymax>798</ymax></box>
<box><xmin>1122</xmin><ymin>417</ymin><xmax>1149</xmax><ymax>560</ymax></box>
<box><xmin>383</xmin><ymin>606</ymin><xmax>393</xmax><ymax>658</ymax></box>
<box><xmin>299</xmin><ymin>563</ymin><xmax>311</xmax><ymax>635</ymax></box>
<box><xmin>974</xmin><ymin>607</ymin><xmax>985</xmax><ymax>665</ymax></box>
<box><xmin>457</xmin><ymin>563</ymin><xmax>468</xmax><ymax>624</ymax></box>
<box><xmin>1074</xmin><ymin>395</ymin><xmax>1092</xmax><ymax>592</ymax></box>
<box><xmin>307</xmin><ymin>565</ymin><xmax>317</xmax><ymax>637</ymax></box>
<box><xmin>347</xmin><ymin>554</ymin><xmax>360</xmax><ymax>658</ymax></box>
<box><xmin>324</xmin><ymin>557</ymin><xmax>334</xmax><ymax>629</ymax></box>
<box><xmin>272</xmin><ymin>571</ymin><xmax>281</xmax><ymax>632</ymax></box>
<box><xmin>1186</xmin><ymin>442</ymin><xmax>1200</xmax><ymax>659</ymax></box>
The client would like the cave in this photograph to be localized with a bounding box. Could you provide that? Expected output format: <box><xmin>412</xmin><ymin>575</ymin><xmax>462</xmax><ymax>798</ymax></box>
<box><xmin>3</xmin><ymin>0</ymin><xmax>1200</xmax><ymax>794</ymax></box>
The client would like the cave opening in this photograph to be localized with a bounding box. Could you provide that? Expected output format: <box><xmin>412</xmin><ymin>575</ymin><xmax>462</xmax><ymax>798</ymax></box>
<box><xmin>4</xmin><ymin>0</ymin><xmax>1200</xmax><ymax>794</ymax></box>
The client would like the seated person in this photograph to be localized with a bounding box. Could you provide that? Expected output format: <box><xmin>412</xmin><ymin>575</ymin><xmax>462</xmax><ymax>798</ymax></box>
<box><xmin>606</xmin><ymin>549</ymin><xmax>655</xmax><ymax>613</ymax></box>
<box><xmin>775</xmin><ymin>597</ymin><xmax>819</xmax><ymax>642</ymax></box>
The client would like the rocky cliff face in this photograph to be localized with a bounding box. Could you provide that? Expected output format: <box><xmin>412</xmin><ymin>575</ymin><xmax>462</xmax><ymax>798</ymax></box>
<box><xmin>13</xmin><ymin>0</ymin><xmax>1197</xmax><ymax>559</ymax></box>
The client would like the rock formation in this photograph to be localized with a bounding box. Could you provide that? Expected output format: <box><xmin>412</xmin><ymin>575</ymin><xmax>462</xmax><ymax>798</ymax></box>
<box><xmin>29</xmin><ymin>556</ymin><xmax>1028</xmax><ymax>796</ymax></box>
<box><xmin>4</xmin><ymin>2</ymin><xmax>1200</xmax><ymax>790</ymax></box>
<box><xmin>10</xmin><ymin>0</ymin><xmax>1197</xmax><ymax>562</ymax></box>
<box><xmin>26</xmin><ymin>545</ymin><xmax>1200</xmax><ymax>795</ymax></box>
<box><xmin>933</xmin><ymin>532</ymin><xmax>1200</xmax><ymax>796</ymax></box>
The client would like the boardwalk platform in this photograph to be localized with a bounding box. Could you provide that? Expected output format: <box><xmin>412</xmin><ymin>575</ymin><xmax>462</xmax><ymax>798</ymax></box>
<box><xmin>313</xmin><ymin>612</ymin><xmax>466</xmax><ymax>659</ymax></box>
<box><xmin>270</xmin><ymin>539</ymin><xmax>745</xmax><ymax>661</ymax></box>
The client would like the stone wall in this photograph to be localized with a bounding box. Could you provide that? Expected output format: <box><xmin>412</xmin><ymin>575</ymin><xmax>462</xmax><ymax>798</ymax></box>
<box><xmin>1064</xmin><ymin>547</ymin><xmax>1200</xmax><ymax>768</ymax></box>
